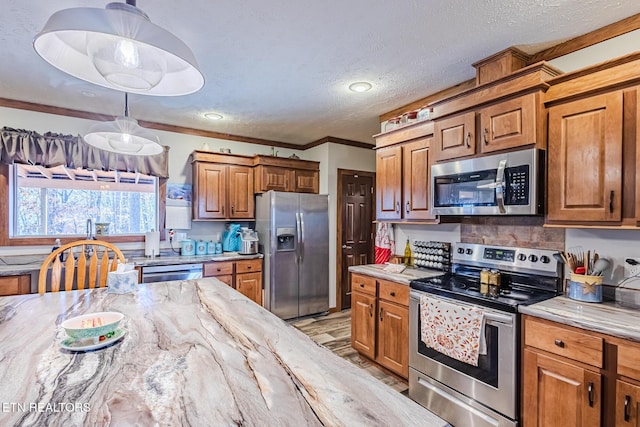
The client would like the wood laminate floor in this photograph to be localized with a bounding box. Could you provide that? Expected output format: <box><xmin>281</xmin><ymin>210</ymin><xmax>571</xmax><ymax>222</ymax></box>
<box><xmin>290</xmin><ymin>310</ymin><xmax>409</xmax><ymax>394</ymax></box>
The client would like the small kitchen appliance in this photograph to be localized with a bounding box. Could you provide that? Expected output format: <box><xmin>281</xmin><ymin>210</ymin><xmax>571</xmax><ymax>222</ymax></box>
<box><xmin>239</xmin><ymin>229</ymin><xmax>259</xmax><ymax>255</ymax></box>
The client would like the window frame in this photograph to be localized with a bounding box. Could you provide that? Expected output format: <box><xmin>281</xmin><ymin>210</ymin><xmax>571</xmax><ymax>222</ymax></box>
<box><xmin>0</xmin><ymin>164</ymin><xmax>166</xmax><ymax>246</ymax></box>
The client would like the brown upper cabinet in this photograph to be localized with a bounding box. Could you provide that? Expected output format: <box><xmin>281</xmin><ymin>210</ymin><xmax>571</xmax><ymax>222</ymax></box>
<box><xmin>547</xmin><ymin>91</ymin><xmax>623</xmax><ymax>223</ymax></box>
<box><xmin>253</xmin><ymin>155</ymin><xmax>319</xmax><ymax>194</ymax></box>
<box><xmin>432</xmin><ymin>92</ymin><xmax>544</xmax><ymax>162</ymax></box>
<box><xmin>374</xmin><ymin>121</ymin><xmax>437</xmax><ymax>222</ymax></box>
<box><xmin>191</xmin><ymin>151</ymin><xmax>255</xmax><ymax>220</ymax></box>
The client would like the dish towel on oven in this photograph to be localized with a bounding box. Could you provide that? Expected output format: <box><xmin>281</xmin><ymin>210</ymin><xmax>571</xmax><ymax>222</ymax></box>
<box><xmin>374</xmin><ymin>223</ymin><xmax>395</xmax><ymax>264</ymax></box>
<box><xmin>420</xmin><ymin>294</ymin><xmax>487</xmax><ymax>366</ymax></box>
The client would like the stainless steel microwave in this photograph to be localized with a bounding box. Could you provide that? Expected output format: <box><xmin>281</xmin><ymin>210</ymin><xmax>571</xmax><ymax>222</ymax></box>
<box><xmin>431</xmin><ymin>148</ymin><xmax>544</xmax><ymax>215</ymax></box>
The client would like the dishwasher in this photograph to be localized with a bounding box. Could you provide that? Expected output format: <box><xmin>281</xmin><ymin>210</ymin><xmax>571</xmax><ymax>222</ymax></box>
<box><xmin>140</xmin><ymin>263</ymin><xmax>203</xmax><ymax>283</ymax></box>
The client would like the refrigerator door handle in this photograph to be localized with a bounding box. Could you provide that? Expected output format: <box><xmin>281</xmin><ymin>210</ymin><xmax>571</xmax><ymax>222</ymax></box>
<box><xmin>299</xmin><ymin>211</ymin><xmax>305</xmax><ymax>263</ymax></box>
<box><xmin>295</xmin><ymin>212</ymin><xmax>302</xmax><ymax>263</ymax></box>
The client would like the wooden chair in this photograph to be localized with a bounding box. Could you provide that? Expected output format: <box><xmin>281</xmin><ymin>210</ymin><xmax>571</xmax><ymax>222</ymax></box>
<box><xmin>38</xmin><ymin>240</ymin><xmax>126</xmax><ymax>294</ymax></box>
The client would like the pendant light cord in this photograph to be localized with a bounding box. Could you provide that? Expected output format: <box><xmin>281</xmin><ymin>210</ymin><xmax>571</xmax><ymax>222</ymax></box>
<box><xmin>124</xmin><ymin>93</ymin><xmax>129</xmax><ymax>118</ymax></box>
<box><xmin>127</xmin><ymin>0</ymin><xmax>136</xmax><ymax>7</ymax></box>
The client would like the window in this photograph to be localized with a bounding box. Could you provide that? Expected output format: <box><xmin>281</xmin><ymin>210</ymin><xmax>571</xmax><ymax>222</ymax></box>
<box><xmin>11</xmin><ymin>164</ymin><xmax>158</xmax><ymax>237</ymax></box>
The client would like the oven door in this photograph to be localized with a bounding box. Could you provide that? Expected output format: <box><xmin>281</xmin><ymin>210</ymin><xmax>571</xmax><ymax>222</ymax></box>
<box><xmin>409</xmin><ymin>291</ymin><xmax>518</xmax><ymax>421</ymax></box>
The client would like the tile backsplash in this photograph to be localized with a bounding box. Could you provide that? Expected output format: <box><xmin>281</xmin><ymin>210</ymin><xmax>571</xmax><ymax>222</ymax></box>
<box><xmin>460</xmin><ymin>216</ymin><xmax>565</xmax><ymax>251</ymax></box>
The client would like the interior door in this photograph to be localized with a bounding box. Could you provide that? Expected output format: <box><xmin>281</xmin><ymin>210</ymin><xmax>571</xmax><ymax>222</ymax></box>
<box><xmin>340</xmin><ymin>172</ymin><xmax>374</xmax><ymax>310</ymax></box>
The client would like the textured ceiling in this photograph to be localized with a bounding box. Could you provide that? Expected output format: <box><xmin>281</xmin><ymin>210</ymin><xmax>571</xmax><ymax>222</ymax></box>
<box><xmin>1</xmin><ymin>0</ymin><xmax>640</xmax><ymax>146</ymax></box>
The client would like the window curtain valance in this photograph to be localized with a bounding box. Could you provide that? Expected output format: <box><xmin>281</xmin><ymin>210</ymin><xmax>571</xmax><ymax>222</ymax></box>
<box><xmin>0</xmin><ymin>127</ymin><xmax>169</xmax><ymax>178</ymax></box>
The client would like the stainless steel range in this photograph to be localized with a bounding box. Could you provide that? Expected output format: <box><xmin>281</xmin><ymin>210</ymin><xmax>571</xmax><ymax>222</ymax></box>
<box><xmin>409</xmin><ymin>243</ymin><xmax>562</xmax><ymax>427</ymax></box>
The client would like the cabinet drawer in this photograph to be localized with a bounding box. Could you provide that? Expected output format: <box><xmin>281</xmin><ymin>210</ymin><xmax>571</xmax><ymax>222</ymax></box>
<box><xmin>617</xmin><ymin>340</ymin><xmax>640</xmax><ymax>379</ymax></box>
<box><xmin>236</xmin><ymin>259</ymin><xmax>262</xmax><ymax>274</ymax></box>
<box><xmin>524</xmin><ymin>317</ymin><xmax>603</xmax><ymax>368</ymax></box>
<box><xmin>378</xmin><ymin>279</ymin><xmax>409</xmax><ymax>306</ymax></box>
<box><xmin>351</xmin><ymin>273</ymin><xmax>376</xmax><ymax>296</ymax></box>
<box><xmin>0</xmin><ymin>275</ymin><xmax>30</xmax><ymax>296</ymax></box>
<box><xmin>204</xmin><ymin>262</ymin><xmax>233</xmax><ymax>276</ymax></box>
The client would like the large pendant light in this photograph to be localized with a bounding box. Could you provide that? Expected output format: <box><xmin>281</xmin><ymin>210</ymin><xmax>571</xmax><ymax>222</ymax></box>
<box><xmin>33</xmin><ymin>1</ymin><xmax>204</xmax><ymax>96</ymax></box>
<box><xmin>84</xmin><ymin>93</ymin><xmax>163</xmax><ymax>156</ymax></box>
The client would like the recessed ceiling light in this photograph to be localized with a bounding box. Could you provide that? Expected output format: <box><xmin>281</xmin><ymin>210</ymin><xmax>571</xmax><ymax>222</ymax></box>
<box><xmin>205</xmin><ymin>113</ymin><xmax>223</xmax><ymax>120</ymax></box>
<box><xmin>348</xmin><ymin>81</ymin><xmax>372</xmax><ymax>93</ymax></box>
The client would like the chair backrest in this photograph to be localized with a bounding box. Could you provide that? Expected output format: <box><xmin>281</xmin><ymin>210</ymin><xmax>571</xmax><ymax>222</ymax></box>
<box><xmin>38</xmin><ymin>240</ymin><xmax>126</xmax><ymax>294</ymax></box>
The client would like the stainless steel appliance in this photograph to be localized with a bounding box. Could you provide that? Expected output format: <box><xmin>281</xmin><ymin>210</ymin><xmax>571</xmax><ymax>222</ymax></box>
<box><xmin>255</xmin><ymin>191</ymin><xmax>329</xmax><ymax>320</ymax></box>
<box><xmin>239</xmin><ymin>229</ymin><xmax>259</xmax><ymax>255</ymax></box>
<box><xmin>431</xmin><ymin>148</ymin><xmax>544</xmax><ymax>215</ymax></box>
<box><xmin>141</xmin><ymin>263</ymin><xmax>203</xmax><ymax>283</ymax></box>
<box><xmin>409</xmin><ymin>243</ymin><xmax>562</xmax><ymax>427</ymax></box>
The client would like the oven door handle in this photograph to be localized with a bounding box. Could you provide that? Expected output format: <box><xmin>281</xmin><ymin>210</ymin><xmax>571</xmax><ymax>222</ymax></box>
<box><xmin>411</xmin><ymin>291</ymin><xmax>513</xmax><ymax>325</ymax></box>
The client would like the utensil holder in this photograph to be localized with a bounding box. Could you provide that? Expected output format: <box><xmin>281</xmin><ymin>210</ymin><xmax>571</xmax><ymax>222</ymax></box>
<box><xmin>567</xmin><ymin>273</ymin><xmax>603</xmax><ymax>303</ymax></box>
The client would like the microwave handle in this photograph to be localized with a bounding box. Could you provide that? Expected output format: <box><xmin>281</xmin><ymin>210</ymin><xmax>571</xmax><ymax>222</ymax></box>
<box><xmin>495</xmin><ymin>159</ymin><xmax>507</xmax><ymax>213</ymax></box>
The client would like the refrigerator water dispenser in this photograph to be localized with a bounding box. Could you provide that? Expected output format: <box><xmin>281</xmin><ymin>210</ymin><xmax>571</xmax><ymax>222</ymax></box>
<box><xmin>276</xmin><ymin>228</ymin><xmax>296</xmax><ymax>251</ymax></box>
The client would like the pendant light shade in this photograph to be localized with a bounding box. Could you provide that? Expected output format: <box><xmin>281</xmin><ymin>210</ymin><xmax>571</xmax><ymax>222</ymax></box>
<box><xmin>84</xmin><ymin>94</ymin><xmax>163</xmax><ymax>156</ymax></box>
<box><xmin>33</xmin><ymin>2</ymin><xmax>204</xmax><ymax>96</ymax></box>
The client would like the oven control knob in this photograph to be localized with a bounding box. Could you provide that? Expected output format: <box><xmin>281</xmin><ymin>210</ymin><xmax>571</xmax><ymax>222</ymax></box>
<box><xmin>465</xmin><ymin>248</ymin><xmax>473</xmax><ymax>255</ymax></box>
<box><xmin>457</xmin><ymin>248</ymin><xmax>465</xmax><ymax>254</ymax></box>
<box><xmin>540</xmin><ymin>255</ymin><xmax>550</xmax><ymax>264</ymax></box>
<box><xmin>528</xmin><ymin>254</ymin><xmax>538</xmax><ymax>262</ymax></box>
<box><xmin>517</xmin><ymin>253</ymin><xmax>527</xmax><ymax>261</ymax></box>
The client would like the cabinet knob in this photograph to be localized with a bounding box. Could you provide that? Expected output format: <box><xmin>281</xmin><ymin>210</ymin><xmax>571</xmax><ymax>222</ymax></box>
<box><xmin>465</xmin><ymin>132</ymin><xmax>472</xmax><ymax>148</ymax></box>
<box><xmin>247</xmin><ymin>266</ymin><xmax>251</xmax><ymax>269</ymax></box>
<box><xmin>216</xmin><ymin>268</ymin><xmax>221</xmax><ymax>272</ymax></box>
<box><xmin>369</xmin><ymin>303</ymin><xmax>373</xmax><ymax>317</ymax></box>
<box><xmin>587</xmin><ymin>382</ymin><xmax>594</xmax><ymax>407</ymax></box>
<box><xmin>396</xmin><ymin>201</ymin><xmax>400</xmax><ymax>214</ymax></box>
<box><xmin>554</xmin><ymin>339</ymin><xmax>565</xmax><ymax>348</ymax></box>
<box><xmin>483</xmin><ymin>128</ymin><xmax>489</xmax><ymax>145</ymax></box>
<box><xmin>379</xmin><ymin>307</ymin><xmax>383</xmax><ymax>321</ymax></box>
<box><xmin>359</xmin><ymin>283</ymin><xmax>364</xmax><ymax>288</ymax></box>
<box><xmin>405</xmin><ymin>201</ymin><xmax>410</xmax><ymax>213</ymax></box>
<box><xmin>390</xmin><ymin>291</ymin><xmax>396</xmax><ymax>297</ymax></box>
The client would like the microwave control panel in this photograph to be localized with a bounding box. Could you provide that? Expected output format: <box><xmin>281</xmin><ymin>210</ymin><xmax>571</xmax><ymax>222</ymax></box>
<box><xmin>504</xmin><ymin>165</ymin><xmax>529</xmax><ymax>205</ymax></box>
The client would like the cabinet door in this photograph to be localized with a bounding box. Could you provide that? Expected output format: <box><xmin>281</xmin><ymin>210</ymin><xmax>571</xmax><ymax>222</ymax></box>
<box><xmin>523</xmin><ymin>348</ymin><xmax>601</xmax><ymax>427</ymax></box>
<box><xmin>0</xmin><ymin>275</ymin><xmax>31</xmax><ymax>296</ymax></box>
<box><xmin>351</xmin><ymin>291</ymin><xmax>376</xmax><ymax>359</ymax></box>
<box><xmin>194</xmin><ymin>163</ymin><xmax>227</xmax><ymax>219</ymax></box>
<box><xmin>235</xmin><ymin>272</ymin><xmax>262</xmax><ymax>306</ymax></box>
<box><xmin>376</xmin><ymin>299</ymin><xmax>409</xmax><ymax>378</ymax></box>
<box><xmin>376</xmin><ymin>145</ymin><xmax>402</xmax><ymax>220</ymax></box>
<box><xmin>294</xmin><ymin>169</ymin><xmax>319</xmax><ymax>193</ymax></box>
<box><xmin>479</xmin><ymin>93</ymin><xmax>537</xmax><ymax>154</ymax></box>
<box><xmin>257</xmin><ymin>166</ymin><xmax>292</xmax><ymax>192</ymax></box>
<box><xmin>432</xmin><ymin>111</ymin><xmax>476</xmax><ymax>161</ymax></box>
<box><xmin>548</xmin><ymin>92</ymin><xmax>623</xmax><ymax>222</ymax></box>
<box><xmin>617</xmin><ymin>380</ymin><xmax>640</xmax><ymax>426</ymax></box>
<box><xmin>402</xmin><ymin>137</ymin><xmax>436</xmax><ymax>220</ymax></box>
<box><xmin>228</xmin><ymin>165</ymin><xmax>255</xmax><ymax>219</ymax></box>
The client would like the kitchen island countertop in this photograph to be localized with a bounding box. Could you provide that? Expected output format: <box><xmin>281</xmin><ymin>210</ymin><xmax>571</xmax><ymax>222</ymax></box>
<box><xmin>0</xmin><ymin>278</ymin><xmax>446</xmax><ymax>426</ymax></box>
<box><xmin>519</xmin><ymin>296</ymin><xmax>640</xmax><ymax>342</ymax></box>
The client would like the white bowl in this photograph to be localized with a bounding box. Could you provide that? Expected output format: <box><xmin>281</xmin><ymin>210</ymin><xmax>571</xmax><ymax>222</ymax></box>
<box><xmin>61</xmin><ymin>312</ymin><xmax>124</xmax><ymax>339</ymax></box>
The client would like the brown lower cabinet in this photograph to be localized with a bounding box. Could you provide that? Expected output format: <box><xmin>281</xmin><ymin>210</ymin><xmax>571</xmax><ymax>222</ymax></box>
<box><xmin>350</xmin><ymin>272</ymin><xmax>409</xmax><ymax>379</ymax></box>
<box><xmin>203</xmin><ymin>259</ymin><xmax>262</xmax><ymax>306</ymax></box>
<box><xmin>0</xmin><ymin>274</ymin><xmax>31</xmax><ymax>296</ymax></box>
<box><xmin>522</xmin><ymin>315</ymin><xmax>640</xmax><ymax>427</ymax></box>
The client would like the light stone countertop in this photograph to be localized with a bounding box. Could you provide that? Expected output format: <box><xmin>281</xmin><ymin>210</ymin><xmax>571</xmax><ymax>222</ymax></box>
<box><xmin>519</xmin><ymin>296</ymin><xmax>640</xmax><ymax>342</ymax></box>
<box><xmin>0</xmin><ymin>278</ymin><xmax>446</xmax><ymax>426</ymax></box>
<box><xmin>348</xmin><ymin>264</ymin><xmax>444</xmax><ymax>285</ymax></box>
<box><xmin>0</xmin><ymin>253</ymin><xmax>263</xmax><ymax>277</ymax></box>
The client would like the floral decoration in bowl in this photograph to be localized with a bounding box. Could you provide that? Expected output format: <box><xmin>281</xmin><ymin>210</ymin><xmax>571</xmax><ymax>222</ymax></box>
<box><xmin>61</xmin><ymin>312</ymin><xmax>124</xmax><ymax>340</ymax></box>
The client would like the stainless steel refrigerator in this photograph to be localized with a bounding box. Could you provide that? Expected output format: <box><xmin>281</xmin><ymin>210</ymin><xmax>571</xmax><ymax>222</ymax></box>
<box><xmin>255</xmin><ymin>191</ymin><xmax>329</xmax><ymax>320</ymax></box>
